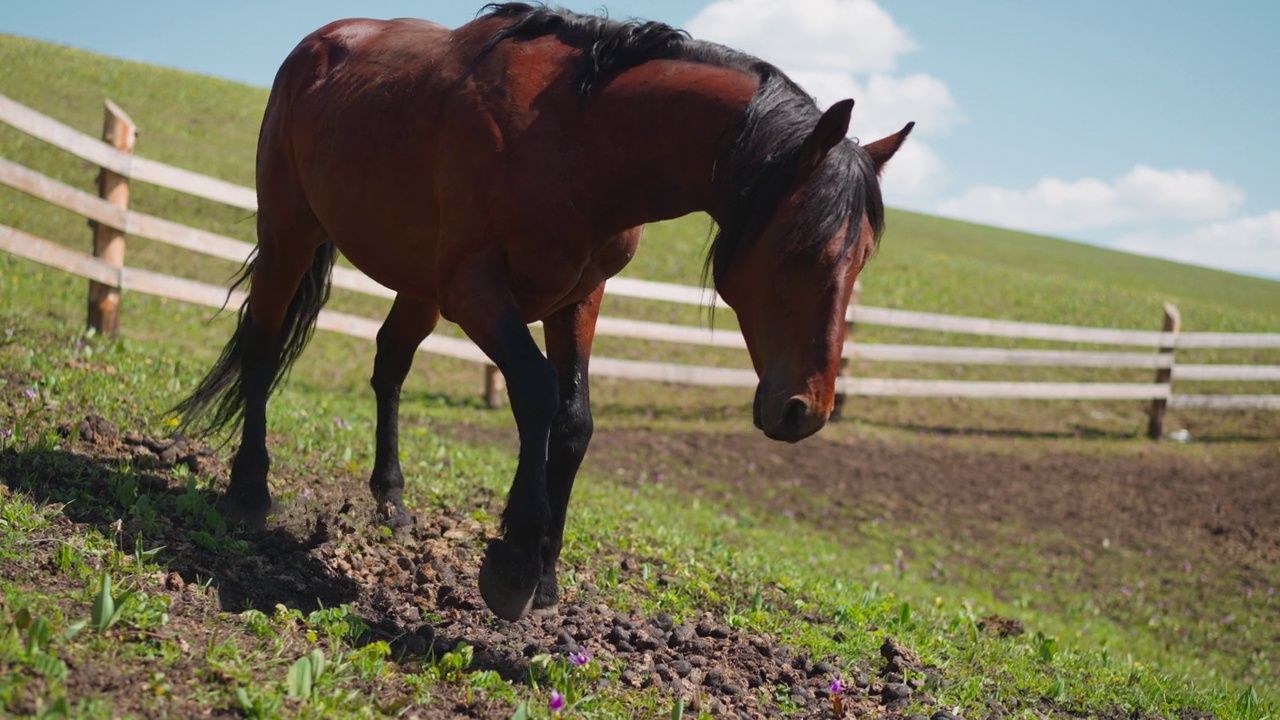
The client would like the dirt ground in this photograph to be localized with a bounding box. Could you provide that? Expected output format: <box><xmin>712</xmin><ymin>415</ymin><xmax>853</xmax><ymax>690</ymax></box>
<box><xmin>2</xmin><ymin>405</ymin><xmax>1276</xmax><ymax>717</ymax></box>
<box><xmin>580</xmin><ymin>425</ymin><xmax>1278</xmax><ymax>571</ymax></box>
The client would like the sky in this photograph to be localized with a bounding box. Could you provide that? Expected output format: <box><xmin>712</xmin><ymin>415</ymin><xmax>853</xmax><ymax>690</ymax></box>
<box><xmin>2</xmin><ymin>1</ymin><xmax>1278</xmax><ymax>280</ymax></box>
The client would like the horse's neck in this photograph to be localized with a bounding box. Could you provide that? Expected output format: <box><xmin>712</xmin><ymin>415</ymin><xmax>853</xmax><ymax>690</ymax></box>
<box><xmin>584</xmin><ymin>62</ymin><xmax>759</xmax><ymax>229</ymax></box>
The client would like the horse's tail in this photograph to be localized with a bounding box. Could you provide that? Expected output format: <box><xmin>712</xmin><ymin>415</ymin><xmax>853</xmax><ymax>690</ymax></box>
<box><xmin>173</xmin><ymin>242</ymin><xmax>337</xmax><ymax>436</ymax></box>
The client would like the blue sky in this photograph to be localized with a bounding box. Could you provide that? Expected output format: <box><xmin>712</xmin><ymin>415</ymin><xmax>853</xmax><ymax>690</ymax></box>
<box><xmin>2</xmin><ymin>1</ymin><xmax>1277</xmax><ymax>279</ymax></box>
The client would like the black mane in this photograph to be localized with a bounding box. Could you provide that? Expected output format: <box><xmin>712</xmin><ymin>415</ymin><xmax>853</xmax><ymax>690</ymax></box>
<box><xmin>478</xmin><ymin>3</ymin><xmax>886</xmax><ymax>287</ymax></box>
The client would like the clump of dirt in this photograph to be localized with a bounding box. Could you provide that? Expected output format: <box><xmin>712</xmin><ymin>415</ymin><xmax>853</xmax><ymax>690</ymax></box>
<box><xmin>3</xmin><ymin>413</ymin><xmax>949</xmax><ymax>718</ymax></box>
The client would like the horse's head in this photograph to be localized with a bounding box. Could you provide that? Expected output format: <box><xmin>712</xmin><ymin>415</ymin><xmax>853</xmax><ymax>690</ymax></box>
<box><xmin>714</xmin><ymin>99</ymin><xmax>912</xmax><ymax>442</ymax></box>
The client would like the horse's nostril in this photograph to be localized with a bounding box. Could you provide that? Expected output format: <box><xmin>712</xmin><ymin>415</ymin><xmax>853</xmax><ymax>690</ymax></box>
<box><xmin>781</xmin><ymin>397</ymin><xmax>808</xmax><ymax>434</ymax></box>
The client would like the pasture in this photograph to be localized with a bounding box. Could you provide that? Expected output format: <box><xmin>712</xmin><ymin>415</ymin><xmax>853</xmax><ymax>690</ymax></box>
<box><xmin>2</xmin><ymin>32</ymin><xmax>1278</xmax><ymax>719</ymax></box>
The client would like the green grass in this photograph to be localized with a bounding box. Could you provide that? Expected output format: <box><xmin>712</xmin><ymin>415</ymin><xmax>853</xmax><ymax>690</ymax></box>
<box><xmin>1</xmin><ymin>312</ymin><xmax>1275</xmax><ymax>718</ymax></box>
<box><xmin>2</xmin><ymin>30</ymin><xmax>1279</xmax><ymax>719</ymax></box>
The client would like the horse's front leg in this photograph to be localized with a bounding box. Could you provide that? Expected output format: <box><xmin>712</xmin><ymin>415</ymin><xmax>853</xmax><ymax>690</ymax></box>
<box><xmin>368</xmin><ymin>295</ymin><xmax>440</xmax><ymax>527</ymax></box>
<box><xmin>449</xmin><ymin>273</ymin><xmax>558</xmax><ymax>621</ymax></box>
<box><xmin>532</xmin><ymin>284</ymin><xmax>603</xmax><ymax>611</ymax></box>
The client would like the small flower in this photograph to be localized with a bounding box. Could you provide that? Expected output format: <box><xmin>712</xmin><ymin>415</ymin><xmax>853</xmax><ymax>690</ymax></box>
<box><xmin>569</xmin><ymin>649</ymin><xmax>590</xmax><ymax>666</ymax></box>
<box><xmin>829</xmin><ymin>677</ymin><xmax>844</xmax><ymax>695</ymax></box>
<box><xmin>333</xmin><ymin>416</ymin><xmax>350</xmax><ymax>429</ymax></box>
<box><xmin>24</xmin><ymin>388</ymin><xmax>37</xmax><ymax>400</ymax></box>
<box><xmin>549</xmin><ymin>688</ymin><xmax>565</xmax><ymax>713</ymax></box>
<box><xmin>0</xmin><ymin>428</ymin><xmax>12</xmax><ymax>439</ymax></box>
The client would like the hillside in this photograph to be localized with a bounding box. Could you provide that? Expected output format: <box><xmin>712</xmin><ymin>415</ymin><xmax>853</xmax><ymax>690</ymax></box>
<box><xmin>2</xmin><ymin>32</ymin><xmax>1276</xmax><ymax>335</ymax></box>
<box><xmin>1</xmin><ymin>32</ymin><xmax>1277</xmax><ymax>719</ymax></box>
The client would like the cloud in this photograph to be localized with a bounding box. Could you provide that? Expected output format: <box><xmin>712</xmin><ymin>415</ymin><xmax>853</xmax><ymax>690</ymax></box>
<box><xmin>786</xmin><ymin>71</ymin><xmax>958</xmax><ymax>139</ymax></box>
<box><xmin>686</xmin><ymin>0</ymin><xmax>959</xmax><ymax>197</ymax></box>
<box><xmin>935</xmin><ymin>166</ymin><xmax>1246</xmax><ymax>234</ymax></box>
<box><xmin>1115</xmin><ymin>212</ymin><xmax>1280</xmax><ymax>279</ymax></box>
<box><xmin>686</xmin><ymin>0</ymin><xmax>915</xmax><ymax>75</ymax></box>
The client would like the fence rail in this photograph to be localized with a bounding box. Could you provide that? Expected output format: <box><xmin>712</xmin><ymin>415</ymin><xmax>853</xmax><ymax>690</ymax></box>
<box><xmin>1</xmin><ymin>93</ymin><xmax>1277</xmax><ymax>438</ymax></box>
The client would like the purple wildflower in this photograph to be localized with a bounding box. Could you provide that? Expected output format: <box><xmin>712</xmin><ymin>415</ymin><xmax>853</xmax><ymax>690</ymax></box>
<box><xmin>24</xmin><ymin>388</ymin><xmax>37</xmax><ymax>400</ymax></box>
<box><xmin>0</xmin><ymin>428</ymin><xmax>11</xmax><ymax>439</ymax></box>
<box><xmin>333</xmin><ymin>416</ymin><xmax>350</xmax><ymax>429</ymax></box>
<box><xmin>569</xmin><ymin>649</ymin><xmax>590</xmax><ymax>666</ymax></box>
<box><xmin>549</xmin><ymin>689</ymin><xmax>565</xmax><ymax>713</ymax></box>
<box><xmin>829</xmin><ymin>678</ymin><xmax>844</xmax><ymax>695</ymax></box>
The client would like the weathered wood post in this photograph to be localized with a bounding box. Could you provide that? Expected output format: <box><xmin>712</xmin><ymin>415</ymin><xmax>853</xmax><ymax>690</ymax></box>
<box><xmin>829</xmin><ymin>278</ymin><xmax>862</xmax><ymax>421</ymax></box>
<box><xmin>86</xmin><ymin>99</ymin><xmax>136</xmax><ymax>336</ymax></box>
<box><xmin>484</xmin><ymin>365</ymin><xmax>506</xmax><ymax>408</ymax></box>
<box><xmin>1147</xmin><ymin>302</ymin><xmax>1181</xmax><ymax>440</ymax></box>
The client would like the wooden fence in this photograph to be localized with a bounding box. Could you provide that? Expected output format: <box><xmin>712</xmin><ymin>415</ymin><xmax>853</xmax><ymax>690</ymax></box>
<box><xmin>2</xmin><ymin>94</ymin><xmax>1278</xmax><ymax>439</ymax></box>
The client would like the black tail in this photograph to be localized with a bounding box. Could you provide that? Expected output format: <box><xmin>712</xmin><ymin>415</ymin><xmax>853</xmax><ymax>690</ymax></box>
<box><xmin>173</xmin><ymin>242</ymin><xmax>338</xmax><ymax>436</ymax></box>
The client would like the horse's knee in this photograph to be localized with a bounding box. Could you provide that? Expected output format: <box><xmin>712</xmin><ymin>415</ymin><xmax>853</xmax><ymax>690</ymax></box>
<box><xmin>508</xmin><ymin>360</ymin><xmax>559</xmax><ymax>427</ymax></box>
<box><xmin>551</xmin><ymin>401</ymin><xmax>593</xmax><ymax>458</ymax></box>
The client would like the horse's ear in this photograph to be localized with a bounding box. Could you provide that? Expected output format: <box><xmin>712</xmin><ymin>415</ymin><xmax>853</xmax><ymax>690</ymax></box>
<box><xmin>796</xmin><ymin>99</ymin><xmax>855</xmax><ymax>179</ymax></box>
<box><xmin>864</xmin><ymin>122</ymin><xmax>915</xmax><ymax>174</ymax></box>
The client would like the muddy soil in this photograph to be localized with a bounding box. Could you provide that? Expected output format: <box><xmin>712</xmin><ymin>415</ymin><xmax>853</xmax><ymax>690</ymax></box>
<box><xmin>2</xmin><ymin>415</ymin><xmax>958</xmax><ymax>719</ymax></box>
<box><xmin>578</xmin><ymin>425</ymin><xmax>1279</xmax><ymax>571</ymax></box>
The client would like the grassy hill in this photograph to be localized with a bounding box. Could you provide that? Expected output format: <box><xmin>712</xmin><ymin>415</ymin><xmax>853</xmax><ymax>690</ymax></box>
<box><xmin>2</xmin><ymin>32</ymin><xmax>1276</xmax><ymax>331</ymax></box>
<box><xmin>1</xmin><ymin>32</ymin><xmax>1278</xmax><ymax>719</ymax></box>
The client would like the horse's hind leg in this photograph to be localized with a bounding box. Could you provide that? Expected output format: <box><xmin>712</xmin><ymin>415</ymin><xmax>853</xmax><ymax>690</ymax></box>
<box><xmin>369</xmin><ymin>295</ymin><xmax>440</xmax><ymax>527</ymax></box>
<box><xmin>225</xmin><ymin>212</ymin><xmax>330</xmax><ymax>525</ymax></box>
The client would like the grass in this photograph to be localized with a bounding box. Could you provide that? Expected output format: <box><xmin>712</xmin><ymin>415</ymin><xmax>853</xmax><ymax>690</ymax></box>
<box><xmin>0</xmin><ymin>317</ymin><xmax>1275</xmax><ymax>718</ymax></box>
<box><xmin>1</xmin><ymin>29</ymin><xmax>1278</xmax><ymax>719</ymax></box>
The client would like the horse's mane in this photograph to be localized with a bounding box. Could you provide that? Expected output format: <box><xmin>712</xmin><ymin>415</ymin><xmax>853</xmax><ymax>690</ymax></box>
<box><xmin>478</xmin><ymin>3</ymin><xmax>885</xmax><ymax>286</ymax></box>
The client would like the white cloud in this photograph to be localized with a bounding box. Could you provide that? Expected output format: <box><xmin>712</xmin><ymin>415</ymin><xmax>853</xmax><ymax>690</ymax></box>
<box><xmin>786</xmin><ymin>70</ymin><xmax>958</xmax><ymax>139</ymax></box>
<box><xmin>686</xmin><ymin>0</ymin><xmax>915</xmax><ymax>75</ymax></box>
<box><xmin>1115</xmin><ymin>212</ymin><xmax>1280</xmax><ymax>279</ymax></box>
<box><xmin>935</xmin><ymin>166</ymin><xmax>1245</xmax><ymax>234</ymax></box>
<box><xmin>686</xmin><ymin>0</ymin><xmax>959</xmax><ymax>198</ymax></box>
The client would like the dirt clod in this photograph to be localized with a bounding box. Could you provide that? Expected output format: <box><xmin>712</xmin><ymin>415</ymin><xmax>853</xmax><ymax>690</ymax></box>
<box><xmin>978</xmin><ymin>615</ymin><xmax>1025</xmax><ymax>637</ymax></box>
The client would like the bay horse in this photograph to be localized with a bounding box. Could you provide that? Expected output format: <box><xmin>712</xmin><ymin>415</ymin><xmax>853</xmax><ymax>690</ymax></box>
<box><xmin>177</xmin><ymin>2</ymin><xmax>912</xmax><ymax>621</ymax></box>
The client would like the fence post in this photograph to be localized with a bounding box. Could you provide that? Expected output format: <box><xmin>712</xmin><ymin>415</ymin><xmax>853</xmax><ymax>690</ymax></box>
<box><xmin>1146</xmin><ymin>302</ymin><xmax>1181</xmax><ymax>440</ymax></box>
<box><xmin>830</xmin><ymin>278</ymin><xmax>862</xmax><ymax>421</ymax></box>
<box><xmin>86</xmin><ymin>99</ymin><xmax>136</xmax><ymax>336</ymax></box>
<box><xmin>484</xmin><ymin>364</ymin><xmax>506</xmax><ymax>409</ymax></box>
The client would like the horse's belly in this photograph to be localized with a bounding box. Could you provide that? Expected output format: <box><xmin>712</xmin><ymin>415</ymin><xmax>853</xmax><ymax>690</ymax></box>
<box><xmin>507</xmin><ymin>226</ymin><xmax>644</xmax><ymax>320</ymax></box>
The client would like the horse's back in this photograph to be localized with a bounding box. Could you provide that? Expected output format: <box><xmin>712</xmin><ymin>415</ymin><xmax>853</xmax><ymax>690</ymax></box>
<box><xmin>256</xmin><ymin>12</ymin><xmax>641</xmax><ymax>316</ymax></box>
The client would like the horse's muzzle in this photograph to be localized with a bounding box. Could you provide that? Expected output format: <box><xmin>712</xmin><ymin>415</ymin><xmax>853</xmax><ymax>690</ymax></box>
<box><xmin>754</xmin><ymin>384</ymin><xmax>828</xmax><ymax>443</ymax></box>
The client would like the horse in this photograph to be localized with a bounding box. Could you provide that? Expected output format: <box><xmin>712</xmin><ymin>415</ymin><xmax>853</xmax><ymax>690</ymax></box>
<box><xmin>176</xmin><ymin>2</ymin><xmax>912</xmax><ymax>622</ymax></box>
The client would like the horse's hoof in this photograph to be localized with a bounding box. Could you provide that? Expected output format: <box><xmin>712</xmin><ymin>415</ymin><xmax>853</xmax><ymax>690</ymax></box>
<box><xmin>478</xmin><ymin>543</ymin><xmax>539</xmax><ymax>621</ymax></box>
<box><xmin>529</xmin><ymin>603</ymin><xmax>560</xmax><ymax>618</ymax></box>
<box><xmin>376</xmin><ymin>501</ymin><xmax>414</xmax><ymax>530</ymax></box>
<box><xmin>217</xmin><ymin>495</ymin><xmax>272</xmax><ymax>531</ymax></box>
<box><xmin>532</xmin><ymin>579</ymin><xmax>560</xmax><ymax>612</ymax></box>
